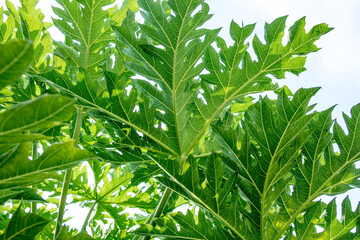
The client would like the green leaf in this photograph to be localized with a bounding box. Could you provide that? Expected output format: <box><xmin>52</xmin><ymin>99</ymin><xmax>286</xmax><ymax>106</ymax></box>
<box><xmin>113</xmin><ymin>0</ymin><xmax>220</xmax><ymax>157</ymax></box>
<box><xmin>321</xmin><ymin>197</ymin><xmax>360</xmax><ymax>239</ymax></box>
<box><xmin>290</xmin><ymin>197</ymin><xmax>360</xmax><ymax>239</ymax></box>
<box><xmin>0</xmin><ymin>204</ymin><xmax>50</xmax><ymax>240</ymax></box>
<box><xmin>0</xmin><ymin>141</ymin><xmax>95</xmax><ymax>189</ymax></box>
<box><xmin>0</xmin><ymin>94</ymin><xmax>75</xmax><ymax>137</ymax></box>
<box><xmin>0</xmin><ymin>134</ymin><xmax>51</xmax><ymax>144</ymax></box>
<box><xmin>4</xmin><ymin>0</ymin><xmax>54</xmax><ymax>73</ymax></box>
<box><xmin>55</xmin><ymin>228</ymin><xmax>93</xmax><ymax>240</ymax></box>
<box><xmin>134</xmin><ymin>210</ymin><xmax>235</xmax><ymax>239</ymax></box>
<box><xmin>0</xmin><ymin>40</ymin><xmax>33</xmax><ymax>90</ymax></box>
<box><xmin>278</xmin><ymin>103</ymin><xmax>360</xmax><ymax>239</ymax></box>
<box><xmin>0</xmin><ymin>187</ymin><xmax>45</xmax><ymax>205</ymax></box>
<box><xmin>155</xmin><ymin>153</ymin><xmax>248</xmax><ymax>239</ymax></box>
<box><xmin>112</xmin><ymin>0</ymin><xmax>332</xmax><ymax>168</ymax></box>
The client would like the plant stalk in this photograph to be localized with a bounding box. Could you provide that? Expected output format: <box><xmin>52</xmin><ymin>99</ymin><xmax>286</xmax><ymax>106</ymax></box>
<box><xmin>81</xmin><ymin>201</ymin><xmax>97</xmax><ymax>232</ymax></box>
<box><xmin>133</xmin><ymin>187</ymin><xmax>172</xmax><ymax>240</ymax></box>
<box><xmin>31</xmin><ymin>141</ymin><xmax>38</xmax><ymax>214</ymax></box>
<box><xmin>53</xmin><ymin>108</ymin><xmax>83</xmax><ymax>240</ymax></box>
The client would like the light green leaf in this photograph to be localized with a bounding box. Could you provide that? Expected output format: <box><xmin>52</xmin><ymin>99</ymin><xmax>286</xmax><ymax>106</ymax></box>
<box><xmin>0</xmin><ymin>40</ymin><xmax>33</xmax><ymax>90</ymax></box>
<box><xmin>52</xmin><ymin>0</ymin><xmax>132</xmax><ymax>70</ymax></box>
<box><xmin>0</xmin><ymin>134</ymin><xmax>51</xmax><ymax>144</ymax></box>
<box><xmin>0</xmin><ymin>94</ymin><xmax>75</xmax><ymax>137</ymax></box>
<box><xmin>0</xmin><ymin>141</ymin><xmax>95</xmax><ymax>189</ymax></box>
<box><xmin>0</xmin><ymin>204</ymin><xmax>50</xmax><ymax>240</ymax></box>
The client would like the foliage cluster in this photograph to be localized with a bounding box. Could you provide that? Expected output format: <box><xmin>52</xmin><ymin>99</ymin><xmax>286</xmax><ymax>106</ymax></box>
<box><xmin>1</xmin><ymin>0</ymin><xmax>360</xmax><ymax>239</ymax></box>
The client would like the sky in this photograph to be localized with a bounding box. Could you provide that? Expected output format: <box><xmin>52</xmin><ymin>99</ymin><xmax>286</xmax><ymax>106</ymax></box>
<box><xmin>2</xmin><ymin>0</ymin><xmax>360</xmax><ymax>229</ymax></box>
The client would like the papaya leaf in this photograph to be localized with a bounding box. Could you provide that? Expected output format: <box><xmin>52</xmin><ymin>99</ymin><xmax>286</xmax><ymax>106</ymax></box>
<box><xmin>0</xmin><ymin>203</ymin><xmax>50</xmax><ymax>240</ymax></box>
<box><xmin>0</xmin><ymin>141</ymin><xmax>95</xmax><ymax>190</ymax></box>
<box><xmin>0</xmin><ymin>40</ymin><xmax>33</xmax><ymax>90</ymax></box>
<box><xmin>320</xmin><ymin>197</ymin><xmax>360</xmax><ymax>239</ymax></box>
<box><xmin>153</xmin><ymin>88</ymin><xmax>342</xmax><ymax>239</ymax></box>
<box><xmin>0</xmin><ymin>94</ymin><xmax>75</xmax><ymax>138</ymax></box>
<box><xmin>4</xmin><ymin>0</ymin><xmax>53</xmax><ymax>73</ymax></box>
<box><xmin>0</xmin><ymin>187</ymin><xmax>45</xmax><ymax>205</ymax></box>
<box><xmin>114</xmin><ymin>0</ymin><xmax>332</xmax><ymax>164</ymax></box>
<box><xmin>155</xmin><ymin>153</ymin><xmax>249</xmax><ymax>239</ymax></box>
<box><xmin>277</xmin><ymin>103</ymin><xmax>360</xmax><ymax>239</ymax></box>
<box><xmin>134</xmin><ymin>210</ymin><xmax>235</xmax><ymax>239</ymax></box>
<box><xmin>289</xmin><ymin>197</ymin><xmax>360</xmax><ymax>239</ymax></box>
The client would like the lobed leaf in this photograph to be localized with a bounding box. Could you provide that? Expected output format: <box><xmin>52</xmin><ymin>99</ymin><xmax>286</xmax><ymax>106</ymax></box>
<box><xmin>134</xmin><ymin>210</ymin><xmax>235</xmax><ymax>239</ymax></box>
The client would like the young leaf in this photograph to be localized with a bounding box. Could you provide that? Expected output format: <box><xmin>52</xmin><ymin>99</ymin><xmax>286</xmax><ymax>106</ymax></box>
<box><xmin>0</xmin><ymin>40</ymin><xmax>33</xmax><ymax>90</ymax></box>
<box><xmin>5</xmin><ymin>0</ymin><xmax>53</xmax><ymax>73</ymax></box>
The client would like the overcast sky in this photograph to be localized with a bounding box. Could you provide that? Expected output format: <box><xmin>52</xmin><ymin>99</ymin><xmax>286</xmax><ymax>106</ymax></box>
<box><xmin>2</xmin><ymin>0</ymin><xmax>360</xmax><ymax>224</ymax></box>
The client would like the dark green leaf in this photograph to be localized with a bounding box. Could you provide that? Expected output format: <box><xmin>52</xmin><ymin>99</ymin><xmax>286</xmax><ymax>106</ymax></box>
<box><xmin>0</xmin><ymin>204</ymin><xmax>49</xmax><ymax>240</ymax></box>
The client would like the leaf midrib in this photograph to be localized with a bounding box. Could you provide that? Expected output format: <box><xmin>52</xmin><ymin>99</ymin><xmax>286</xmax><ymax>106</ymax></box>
<box><xmin>38</xmin><ymin>76</ymin><xmax>179</xmax><ymax>156</ymax></box>
<box><xmin>6</xmin><ymin>219</ymin><xmax>49</xmax><ymax>240</ymax></box>
<box><xmin>172</xmin><ymin>0</ymin><xmax>193</xmax><ymax>156</ymax></box>
<box><xmin>153</xmin><ymin>156</ymin><xmax>247</xmax><ymax>240</ymax></box>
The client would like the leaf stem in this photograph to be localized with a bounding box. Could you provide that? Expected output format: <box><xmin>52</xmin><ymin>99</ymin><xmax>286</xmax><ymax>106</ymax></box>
<box><xmin>81</xmin><ymin>201</ymin><xmax>97</xmax><ymax>232</ymax></box>
<box><xmin>53</xmin><ymin>107</ymin><xmax>83</xmax><ymax>239</ymax></box>
<box><xmin>133</xmin><ymin>187</ymin><xmax>172</xmax><ymax>240</ymax></box>
<box><xmin>31</xmin><ymin>141</ymin><xmax>38</xmax><ymax>214</ymax></box>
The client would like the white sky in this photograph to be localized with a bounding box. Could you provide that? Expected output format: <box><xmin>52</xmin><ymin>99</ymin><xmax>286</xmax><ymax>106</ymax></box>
<box><xmin>1</xmin><ymin>0</ymin><xmax>360</xmax><ymax>230</ymax></box>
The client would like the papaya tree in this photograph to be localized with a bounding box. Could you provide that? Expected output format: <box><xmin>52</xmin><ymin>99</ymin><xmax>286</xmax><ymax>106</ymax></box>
<box><xmin>0</xmin><ymin>0</ymin><xmax>359</xmax><ymax>239</ymax></box>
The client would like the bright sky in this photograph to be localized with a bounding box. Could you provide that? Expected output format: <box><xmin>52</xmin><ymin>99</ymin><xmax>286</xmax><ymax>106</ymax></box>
<box><xmin>2</xmin><ymin>0</ymin><xmax>360</xmax><ymax>230</ymax></box>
